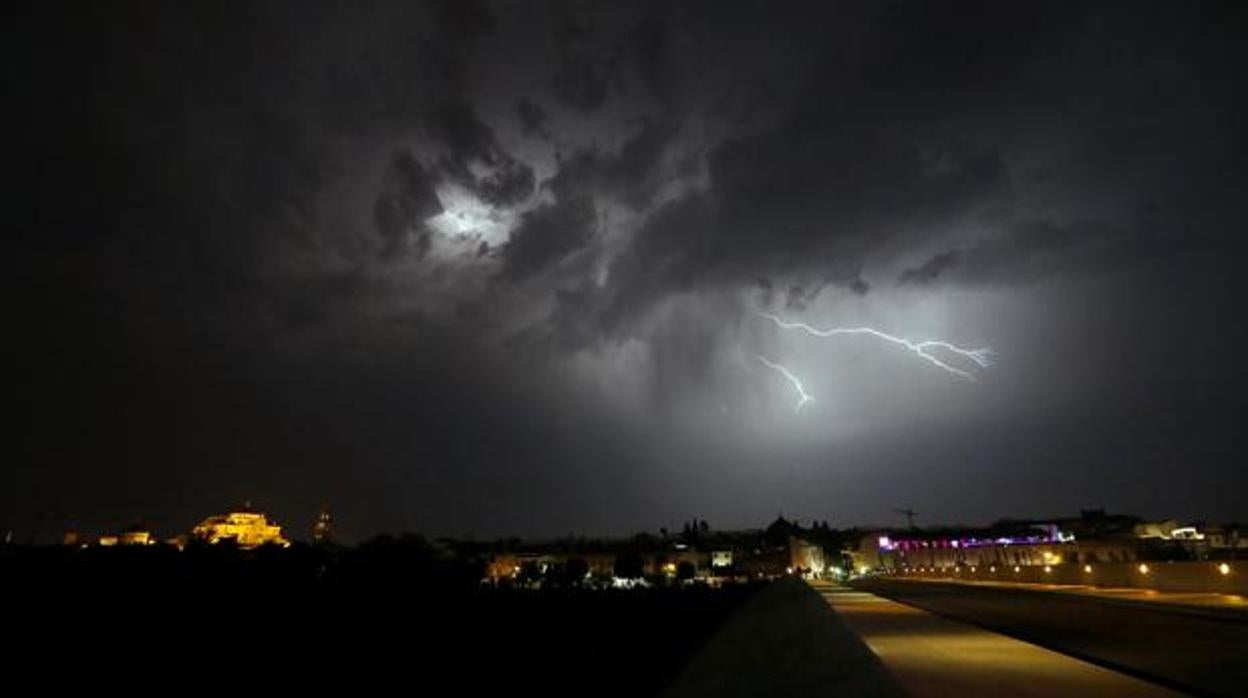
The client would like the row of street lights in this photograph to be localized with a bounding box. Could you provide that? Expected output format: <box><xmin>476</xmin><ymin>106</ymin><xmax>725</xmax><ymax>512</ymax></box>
<box><xmin>899</xmin><ymin>562</ymin><xmax>1234</xmax><ymax>576</ymax></box>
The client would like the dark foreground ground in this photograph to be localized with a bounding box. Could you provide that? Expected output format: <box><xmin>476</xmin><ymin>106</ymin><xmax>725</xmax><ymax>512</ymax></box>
<box><xmin>2</xmin><ymin>544</ymin><xmax>762</xmax><ymax>695</ymax></box>
<box><xmin>855</xmin><ymin>578</ymin><xmax>1248</xmax><ymax>698</ymax></box>
<box><xmin>666</xmin><ymin>578</ymin><xmax>902</xmax><ymax>698</ymax></box>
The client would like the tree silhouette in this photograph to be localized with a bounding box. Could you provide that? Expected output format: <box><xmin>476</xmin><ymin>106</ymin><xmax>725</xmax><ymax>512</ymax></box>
<box><xmin>564</xmin><ymin>557</ymin><xmax>590</xmax><ymax>585</ymax></box>
<box><xmin>614</xmin><ymin>552</ymin><xmax>645</xmax><ymax>579</ymax></box>
<box><xmin>677</xmin><ymin>560</ymin><xmax>696</xmax><ymax>581</ymax></box>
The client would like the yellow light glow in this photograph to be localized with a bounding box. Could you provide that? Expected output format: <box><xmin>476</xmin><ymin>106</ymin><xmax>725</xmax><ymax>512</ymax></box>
<box><xmin>1013</xmin><ymin>566</ymin><xmax>1020</xmax><ymax>573</ymax></box>
<box><xmin>1044</xmin><ymin>565</ymin><xmax>1052</xmax><ymax>574</ymax></box>
<box><xmin>119</xmin><ymin>530</ymin><xmax>153</xmax><ymax>546</ymax></box>
<box><xmin>192</xmin><ymin>510</ymin><xmax>290</xmax><ymax>549</ymax></box>
<box><xmin>1219</xmin><ymin>563</ymin><xmax>1231</xmax><ymax>576</ymax></box>
<box><xmin>1138</xmin><ymin>563</ymin><xmax>1150</xmax><ymax>574</ymax></box>
<box><xmin>1083</xmin><ymin>564</ymin><xmax>1093</xmax><ymax>573</ymax></box>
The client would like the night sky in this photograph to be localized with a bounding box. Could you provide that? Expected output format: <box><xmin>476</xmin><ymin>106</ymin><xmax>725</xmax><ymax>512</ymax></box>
<box><xmin>10</xmin><ymin>1</ymin><xmax>1248</xmax><ymax>542</ymax></box>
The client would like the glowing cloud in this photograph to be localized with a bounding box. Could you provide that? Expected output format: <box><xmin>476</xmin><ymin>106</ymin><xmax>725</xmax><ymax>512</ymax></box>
<box><xmin>426</xmin><ymin>184</ymin><xmax>515</xmax><ymax>245</ymax></box>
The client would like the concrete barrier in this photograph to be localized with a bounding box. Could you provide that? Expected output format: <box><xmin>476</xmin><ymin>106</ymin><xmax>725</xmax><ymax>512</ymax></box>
<box><xmin>887</xmin><ymin>560</ymin><xmax>1247</xmax><ymax>594</ymax></box>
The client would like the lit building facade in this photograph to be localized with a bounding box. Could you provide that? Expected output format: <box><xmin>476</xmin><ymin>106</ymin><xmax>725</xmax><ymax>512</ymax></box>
<box><xmin>96</xmin><ymin>524</ymin><xmax>156</xmax><ymax>547</ymax></box>
<box><xmin>853</xmin><ymin>527</ymin><xmax>1088</xmax><ymax>572</ymax></box>
<box><xmin>192</xmin><ymin>511</ymin><xmax>290</xmax><ymax>548</ymax></box>
<box><xmin>119</xmin><ymin>529</ymin><xmax>154</xmax><ymax>546</ymax></box>
<box><xmin>846</xmin><ymin>512</ymin><xmax>1218</xmax><ymax>573</ymax></box>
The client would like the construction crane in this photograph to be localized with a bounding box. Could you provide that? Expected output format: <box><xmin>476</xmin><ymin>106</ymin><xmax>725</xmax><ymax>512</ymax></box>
<box><xmin>894</xmin><ymin>507</ymin><xmax>918</xmax><ymax>529</ymax></box>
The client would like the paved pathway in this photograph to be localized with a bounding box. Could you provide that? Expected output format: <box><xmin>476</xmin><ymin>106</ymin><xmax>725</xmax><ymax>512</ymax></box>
<box><xmin>813</xmin><ymin>581</ymin><xmax>1181</xmax><ymax>698</ymax></box>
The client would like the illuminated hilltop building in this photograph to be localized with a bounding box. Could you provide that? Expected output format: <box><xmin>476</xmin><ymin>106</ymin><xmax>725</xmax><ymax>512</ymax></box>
<box><xmin>192</xmin><ymin>507</ymin><xmax>290</xmax><ymax>549</ymax></box>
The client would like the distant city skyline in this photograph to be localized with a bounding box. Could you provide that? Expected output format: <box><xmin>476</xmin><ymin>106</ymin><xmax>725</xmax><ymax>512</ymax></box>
<box><xmin>14</xmin><ymin>502</ymin><xmax>1240</xmax><ymax>548</ymax></box>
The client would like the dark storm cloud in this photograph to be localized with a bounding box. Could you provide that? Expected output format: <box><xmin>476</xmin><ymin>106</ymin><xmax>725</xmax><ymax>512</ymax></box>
<box><xmin>963</xmin><ymin>220</ymin><xmax>1106</xmax><ymax>284</ymax></box>
<box><xmin>530</xmin><ymin>0</ymin><xmax>1245</xmax><ymax>348</ymax></box>
<box><xmin>498</xmin><ymin>198</ymin><xmax>598</xmax><ymax>282</ymax></box>
<box><xmin>896</xmin><ymin>215</ymin><xmax>1189</xmax><ymax>289</ymax></box>
<box><xmin>373</xmin><ymin>150</ymin><xmax>442</xmax><ymax>258</ymax></box>
<box><xmin>550</xmin><ymin>14</ymin><xmax>616</xmax><ymax>112</ymax></box>
<box><xmin>706</xmin><ymin>127</ymin><xmax>1011</xmax><ymax>261</ymax></box>
<box><xmin>547</xmin><ymin>7</ymin><xmax>678</xmax><ymax>112</ymax></box>
<box><xmin>595</xmin><ymin>193</ymin><xmax>718</xmax><ymax>336</ymax></box>
<box><xmin>267</xmin><ymin>267</ymin><xmax>374</xmax><ymax>332</ymax></box>
<box><xmin>551</xmin><ymin>121</ymin><xmax>1010</xmax><ymax>343</ymax></box>
<box><xmin>898</xmin><ymin>251</ymin><xmax>961</xmax><ymax>286</ymax></box>
<box><xmin>624</xmin><ymin>15</ymin><xmax>674</xmax><ymax>103</ymax></box>
<box><xmin>426</xmin><ymin>102</ymin><xmax>537</xmax><ymax>207</ymax></box>
<box><xmin>548</xmin><ymin>118</ymin><xmax>678</xmax><ymax>209</ymax></box>
<box><xmin>427</xmin><ymin>103</ymin><xmax>504</xmax><ymax>168</ymax></box>
<box><xmin>516</xmin><ymin>98</ymin><xmax>552</xmax><ymax>139</ymax></box>
<box><xmin>753</xmin><ymin>277</ymin><xmax>776</xmax><ymax>308</ymax></box>
<box><xmin>784</xmin><ymin>280</ymin><xmax>830</xmax><ymax>310</ymax></box>
<box><xmin>10</xmin><ymin>0</ymin><xmax>1248</xmax><ymax>540</ymax></box>
<box><xmin>551</xmin><ymin>56</ymin><xmax>614</xmax><ymax>114</ymax></box>
<box><xmin>478</xmin><ymin>161</ymin><xmax>538</xmax><ymax>209</ymax></box>
<box><xmin>750</xmin><ymin>275</ymin><xmax>850</xmax><ymax>314</ymax></box>
<box><xmin>426</xmin><ymin>0</ymin><xmax>496</xmax><ymax>41</ymax></box>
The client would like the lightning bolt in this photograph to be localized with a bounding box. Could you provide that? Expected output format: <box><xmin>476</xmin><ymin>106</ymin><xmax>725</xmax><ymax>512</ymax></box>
<box><xmin>758</xmin><ymin>355</ymin><xmax>813</xmax><ymax>411</ymax></box>
<box><xmin>760</xmin><ymin>312</ymin><xmax>992</xmax><ymax>381</ymax></box>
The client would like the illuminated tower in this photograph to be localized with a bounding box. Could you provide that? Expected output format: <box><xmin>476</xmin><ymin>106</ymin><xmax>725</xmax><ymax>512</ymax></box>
<box><xmin>311</xmin><ymin>506</ymin><xmax>333</xmax><ymax>545</ymax></box>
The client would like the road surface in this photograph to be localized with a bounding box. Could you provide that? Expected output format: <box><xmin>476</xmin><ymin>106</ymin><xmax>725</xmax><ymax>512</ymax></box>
<box><xmin>889</xmin><ymin>575</ymin><xmax>1248</xmax><ymax>612</ymax></box>
<box><xmin>846</xmin><ymin>578</ymin><xmax>1248</xmax><ymax>697</ymax></box>
<box><xmin>816</xmin><ymin>582</ymin><xmax>1181</xmax><ymax>697</ymax></box>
